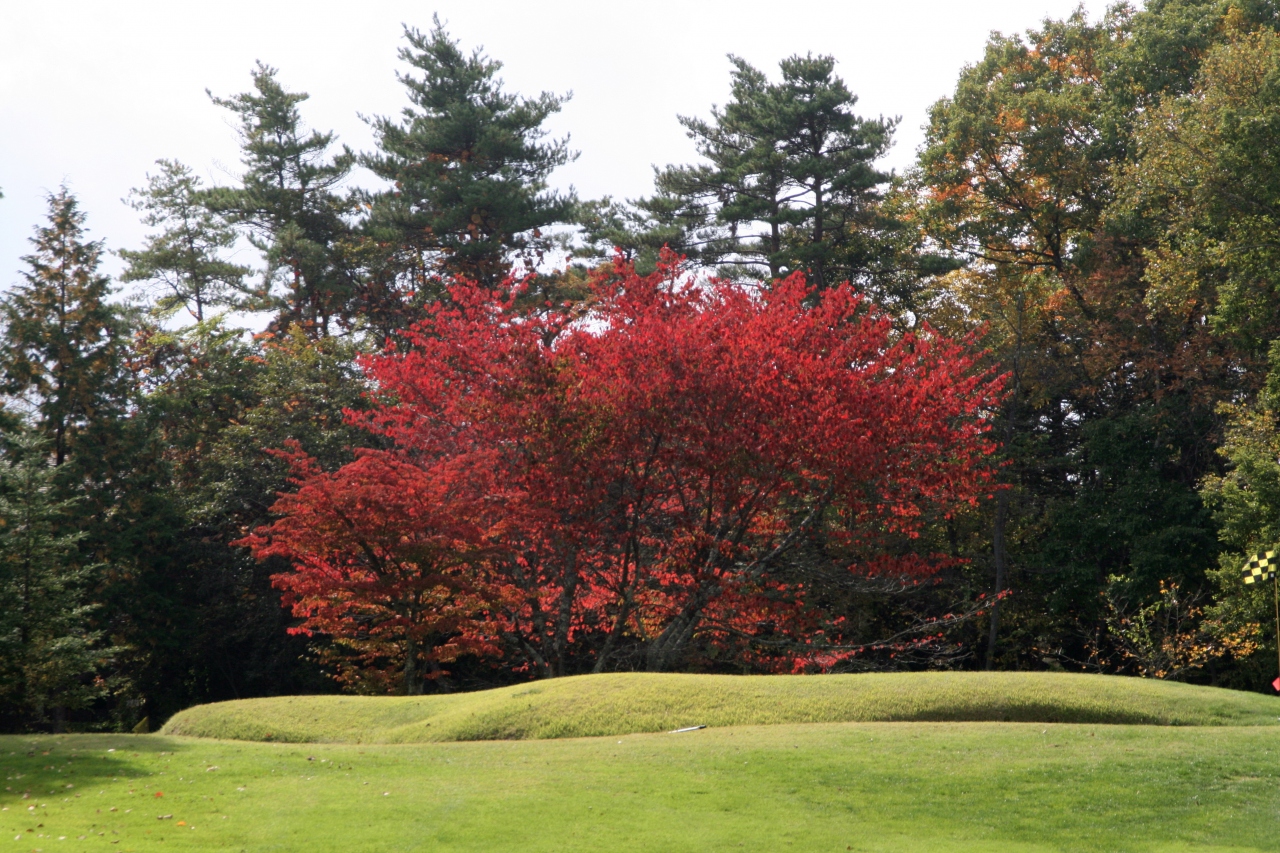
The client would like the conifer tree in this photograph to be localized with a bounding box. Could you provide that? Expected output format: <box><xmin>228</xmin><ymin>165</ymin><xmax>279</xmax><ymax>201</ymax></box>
<box><xmin>363</xmin><ymin>18</ymin><xmax>576</xmax><ymax>287</ymax></box>
<box><xmin>596</xmin><ymin>54</ymin><xmax>895</xmax><ymax>289</ymax></box>
<box><xmin>767</xmin><ymin>54</ymin><xmax>896</xmax><ymax>289</ymax></box>
<box><xmin>121</xmin><ymin>160</ymin><xmax>249</xmax><ymax>322</ymax></box>
<box><xmin>0</xmin><ymin>188</ymin><xmax>127</xmax><ymax>468</ymax></box>
<box><xmin>654</xmin><ymin>56</ymin><xmax>792</xmax><ymax>276</ymax></box>
<box><xmin>208</xmin><ymin>63</ymin><xmax>356</xmax><ymax>335</ymax></box>
<box><xmin>0</xmin><ymin>433</ymin><xmax>115</xmax><ymax>731</ymax></box>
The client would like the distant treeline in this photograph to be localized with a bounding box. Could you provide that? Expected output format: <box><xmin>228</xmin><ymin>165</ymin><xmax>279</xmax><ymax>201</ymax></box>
<box><xmin>3</xmin><ymin>1</ymin><xmax>1280</xmax><ymax>732</ymax></box>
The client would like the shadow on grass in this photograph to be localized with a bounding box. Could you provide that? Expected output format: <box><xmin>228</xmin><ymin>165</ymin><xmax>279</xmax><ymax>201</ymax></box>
<box><xmin>0</xmin><ymin>734</ymin><xmax>189</xmax><ymax>806</ymax></box>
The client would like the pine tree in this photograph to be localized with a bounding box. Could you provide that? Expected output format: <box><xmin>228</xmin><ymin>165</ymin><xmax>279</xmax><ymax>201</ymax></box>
<box><xmin>0</xmin><ymin>188</ymin><xmax>127</xmax><ymax>468</ymax></box>
<box><xmin>120</xmin><ymin>160</ymin><xmax>249</xmax><ymax>322</ymax></box>
<box><xmin>363</xmin><ymin>18</ymin><xmax>576</xmax><ymax>287</ymax></box>
<box><xmin>601</xmin><ymin>55</ymin><xmax>895</xmax><ymax>288</ymax></box>
<box><xmin>207</xmin><ymin>63</ymin><xmax>356</xmax><ymax>335</ymax></box>
<box><xmin>644</xmin><ymin>56</ymin><xmax>794</xmax><ymax>276</ymax></box>
<box><xmin>0</xmin><ymin>432</ymin><xmax>116</xmax><ymax>731</ymax></box>
<box><xmin>768</xmin><ymin>54</ymin><xmax>896</xmax><ymax>289</ymax></box>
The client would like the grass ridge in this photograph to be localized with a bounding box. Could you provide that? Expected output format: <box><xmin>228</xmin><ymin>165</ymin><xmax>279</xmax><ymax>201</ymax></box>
<box><xmin>160</xmin><ymin>671</ymin><xmax>1280</xmax><ymax>743</ymax></box>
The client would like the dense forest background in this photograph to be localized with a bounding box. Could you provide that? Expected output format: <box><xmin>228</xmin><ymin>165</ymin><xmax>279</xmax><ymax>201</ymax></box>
<box><xmin>5</xmin><ymin>0</ymin><xmax>1280</xmax><ymax>732</ymax></box>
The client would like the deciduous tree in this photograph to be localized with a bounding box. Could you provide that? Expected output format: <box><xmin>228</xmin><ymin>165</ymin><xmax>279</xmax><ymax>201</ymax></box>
<box><xmin>248</xmin><ymin>255</ymin><xmax>1003</xmax><ymax>686</ymax></box>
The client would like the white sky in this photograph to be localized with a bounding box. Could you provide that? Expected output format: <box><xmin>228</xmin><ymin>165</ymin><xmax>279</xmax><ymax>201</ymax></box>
<box><xmin>1</xmin><ymin>0</ymin><xmax>1112</xmax><ymax>291</ymax></box>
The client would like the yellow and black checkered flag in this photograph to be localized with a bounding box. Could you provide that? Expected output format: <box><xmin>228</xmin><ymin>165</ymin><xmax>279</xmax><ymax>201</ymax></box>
<box><xmin>1243</xmin><ymin>550</ymin><xmax>1277</xmax><ymax>584</ymax></box>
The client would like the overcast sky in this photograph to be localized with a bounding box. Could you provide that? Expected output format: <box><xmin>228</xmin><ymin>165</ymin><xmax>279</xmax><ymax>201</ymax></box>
<box><xmin>1</xmin><ymin>1</ymin><xmax>1112</xmax><ymax>291</ymax></box>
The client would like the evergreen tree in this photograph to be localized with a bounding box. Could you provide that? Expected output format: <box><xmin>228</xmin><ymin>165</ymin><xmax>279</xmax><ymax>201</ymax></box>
<box><xmin>208</xmin><ymin>63</ymin><xmax>357</xmax><ymax>335</ymax></box>
<box><xmin>0</xmin><ymin>189</ymin><xmax>144</xmax><ymax>730</ymax></box>
<box><xmin>596</xmin><ymin>54</ymin><xmax>895</xmax><ymax>289</ymax></box>
<box><xmin>115</xmin><ymin>323</ymin><xmax>371</xmax><ymax>718</ymax></box>
<box><xmin>765</xmin><ymin>54</ymin><xmax>896</xmax><ymax>289</ymax></box>
<box><xmin>363</xmin><ymin>18</ymin><xmax>576</xmax><ymax>287</ymax></box>
<box><xmin>581</xmin><ymin>58</ymin><xmax>788</xmax><ymax>276</ymax></box>
<box><xmin>120</xmin><ymin>160</ymin><xmax>249</xmax><ymax>322</ymax></box>
<box><xmin>0</xmin><ymin>432</ymin><xmax>116</xmax><ymax>731</ymax></box>
<box><xmin>0</xmin><ymin>188</ymin><xmax>127</xmax><ymax>468</ymax></box>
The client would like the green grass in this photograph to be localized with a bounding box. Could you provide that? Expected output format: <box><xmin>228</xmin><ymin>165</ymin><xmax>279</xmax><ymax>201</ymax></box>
<box><xmin>160</xmin><ymin>671</ymin><xmax>1280</xmax><ymax>743</ymax></box>
<box><xmin>5</xmin><ymin>674</ymin><xmax>1274</xmax><ymax>851</ymax></box>
<box><xmin>4</xmin><ymin>723</ymin><xmax>1280</xmax><ymax>852</ymax></box>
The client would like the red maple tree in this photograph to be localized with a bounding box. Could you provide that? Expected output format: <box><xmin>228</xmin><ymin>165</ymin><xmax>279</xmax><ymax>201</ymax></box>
<box><xmin>238</xmin><ymin>447</ymin><xmax>509</xmax><ymax>693</ymax></box>
<box><xmin>243</xmin><ymin>254</ymin><xmax>1005</xmax><ymax>689</ymax></box>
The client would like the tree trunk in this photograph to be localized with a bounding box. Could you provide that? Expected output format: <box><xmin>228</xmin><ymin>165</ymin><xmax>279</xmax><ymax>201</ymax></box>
<box><xmin>984</xmin><ymin>489</ymin><xmax>1009</xmax><ymax>670</ymax></box>
<box><xmin>552</xmin><ymin>551</ymin><xmax>579</xmax><ymax>677</ymax></box>
<box><xmin>592</xmin><ymin>593</ymin><xmax>632</xmax><ymax>674</ymax></box>
<box><xmin>645</xmin><ymin>587</ymin><xmax>715</xmax><ymax>672</ymax></box>
<box><xmin>593</xmin><ymin>538</ymin><xmax>640</xmax><ymax>674</ymax></box>
<box><xmin>768</xmin><ymin>202</ymin><xmax>782</xmax><ymax>278</ymax></box>
<box><xmin>810</xmin><ymin>172</ymin><xmax>826</xmax><ymax>289</ymax></box>
<box><xmin>403</xmin><ymin>636</ymin><xmax>421</xmax><ymax>695</ymax></box>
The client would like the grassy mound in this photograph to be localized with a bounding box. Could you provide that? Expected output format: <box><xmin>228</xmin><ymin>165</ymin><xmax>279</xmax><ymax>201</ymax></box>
<box><xmin>160</xmin><ymin>671</ymin><xmax>1280</xmax><ymax>743</ymax></box>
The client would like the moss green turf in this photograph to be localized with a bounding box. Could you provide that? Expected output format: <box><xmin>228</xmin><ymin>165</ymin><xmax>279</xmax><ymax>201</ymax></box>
<box><xmin>4</xmin><ymin>722</ymin><xmax>1280</xmax><ymax>852</ymax></box>
<box><xmin>5</xmin><ymin>674</ymin><xmax>1280</xmax><ymax>851</ymax></box>
<box><xmin>161</xmin><ymin>672</ymin><xmax>1280</xmax><ymax>743</ymax></box>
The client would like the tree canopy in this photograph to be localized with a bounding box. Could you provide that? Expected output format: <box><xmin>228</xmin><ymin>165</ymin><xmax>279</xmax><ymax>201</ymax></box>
<box><xmin>8</xmin><ymin>4</ymin><xmax>1280</xmax><ymax>730</ymax></box>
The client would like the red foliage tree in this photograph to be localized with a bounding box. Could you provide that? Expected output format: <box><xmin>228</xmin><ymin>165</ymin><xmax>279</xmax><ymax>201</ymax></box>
<box><xmin>244</xmin><ymin>255</ymin><xmax>1004</xmax><ymax>689</ymax></box>
<box><xmin>237</xmin><ymin>447</ymin><xmax>508</xmax><ymax>693</ymax></box>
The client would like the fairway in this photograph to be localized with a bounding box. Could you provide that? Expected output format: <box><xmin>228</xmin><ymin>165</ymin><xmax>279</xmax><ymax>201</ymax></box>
<box><xmin>12</xmin><ymin>674</ymin><xmax>1280</xmax><ymax>851</ymax></box>
<box><xmin>4</xmin><ymin>722</ymin><xmax>1280</xmax><ymax>853</ymax></box>
<box><xmin>162</xmin><ymin>671</ymin><xmax>1280</xmax><ymax>743</ymax></box>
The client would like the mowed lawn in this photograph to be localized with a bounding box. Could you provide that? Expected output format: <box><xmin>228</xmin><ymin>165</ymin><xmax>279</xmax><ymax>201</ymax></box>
<box><xmin>4</xmin><ymin>721</ymin><xmax>1280</xmax><ymax>853</ymax></box>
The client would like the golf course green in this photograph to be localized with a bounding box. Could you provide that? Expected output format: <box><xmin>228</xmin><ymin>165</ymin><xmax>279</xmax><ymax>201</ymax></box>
<box><xmin>3</xmin><ymin>673</ymin><xmax>1278</xmax><ymax>852</ymax></box>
